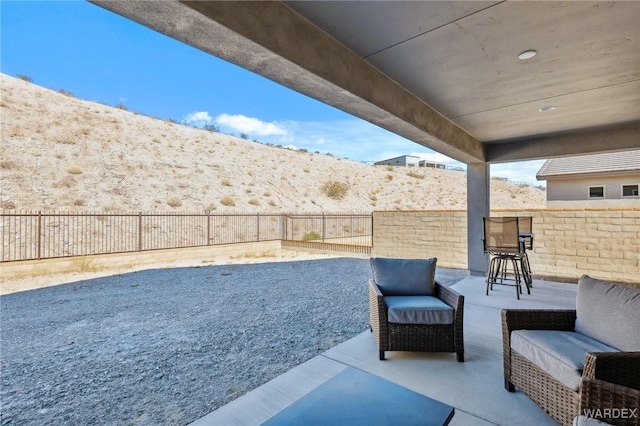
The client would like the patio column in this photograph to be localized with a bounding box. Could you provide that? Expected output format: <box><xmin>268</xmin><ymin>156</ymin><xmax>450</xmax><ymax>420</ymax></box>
<box><xmin>467</xmin><ymin>162</ymin><xmax>490</xmax><ymax>276</ymax></box>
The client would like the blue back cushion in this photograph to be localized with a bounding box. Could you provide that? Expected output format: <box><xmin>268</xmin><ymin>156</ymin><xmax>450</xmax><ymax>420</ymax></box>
<box><xmin>369</xmin><ymin>257</ymin><xmax>437</xmax><ymax>296</ymax></box>
<box><xmin>574</xmin><ymin>275</ymin><xmax>640</xmax><ymax>351</ymax></box>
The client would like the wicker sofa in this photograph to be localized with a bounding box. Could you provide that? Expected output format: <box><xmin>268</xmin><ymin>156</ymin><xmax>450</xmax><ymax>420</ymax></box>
<box><xmin>368</xmin><ymin>257</ymin><xmax>464</xmax><ymax>362</ymax></box>
<box><xmin>502</xmin><ymin>275</ymin><xmax>640</xmax><ymax>426</ymax></box>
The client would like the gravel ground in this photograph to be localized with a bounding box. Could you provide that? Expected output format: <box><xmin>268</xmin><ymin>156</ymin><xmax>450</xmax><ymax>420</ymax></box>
<box><xmin>0</xmin><ymin>257</ymin><xmax>468</xmax><ymax>425</ymax></box>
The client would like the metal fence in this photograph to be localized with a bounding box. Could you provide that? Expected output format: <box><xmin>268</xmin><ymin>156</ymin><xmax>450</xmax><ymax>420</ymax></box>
<box><xmin>1</xmin><ymin>211</ymin><xmax>372</xmax><ymax>262</ymax></box>
<box><xmin>283</xmin><ymin>213</ymin><xmax>372</xmax><ymax>246</ymax></box>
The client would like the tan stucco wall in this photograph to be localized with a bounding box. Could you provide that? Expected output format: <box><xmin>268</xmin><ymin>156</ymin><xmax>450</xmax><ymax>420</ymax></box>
<box><xmin>372</xmin><ymin>209</ymin><xmax>640</xmax><ymax>284</ymax></box>
<box><xmin>372</xmin><ymin>210</ymin><xmax>468</xmax><ymax>269</ymax></box>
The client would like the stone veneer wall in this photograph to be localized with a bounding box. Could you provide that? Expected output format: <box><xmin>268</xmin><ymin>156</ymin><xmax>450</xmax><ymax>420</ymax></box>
<box><xmin>372</xmin><ymin>208</ymin><xmax>640</xmax><ymax>284</ymax></box>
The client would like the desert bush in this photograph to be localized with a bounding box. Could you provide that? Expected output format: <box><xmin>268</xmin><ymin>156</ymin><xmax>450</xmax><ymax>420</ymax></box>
<box><xmin>115</xmin><ymin>103</ymin><xmax>128</xmax><ymax>110</ymax></box>
<box><xmin>248</xmin><ymin>198</ymin><xmax>260</xmax><ymax>206</ymax></box>
<box><xmin>302</xmin><ymin>231</ymin><xmax>322</xmax><ymax>241</ymax></box>
<box><xmin>303</xmin><ymin>167</ymin><xmax>310</xmax><ymax>173</ymax></box>
<box><xmin>58</xmin><ymin>88</ymin><xmax>74</xmax><ymax>97</ymax></box>
<box><xmin>73</xmin><ymin>199</ymin><xmax>86</xmax><ymax>206</ymax></box>
<box><xmin>16</xmin><ymin>74</ymin><xmax>33</xmax><ymax>83</ymax></box>
<box><xmin>72</xmin><ymin>256</ymin><xmax>96</xmax><ymax>273</ymax></box>
<box><xmin>321</xmin><ymin>180</ymin><xmax>349</xmax><ymax>200</ymax></box>
<box><xmin>167</xmin><ymin>197</ymin><xmax>183</xmax><ymax>208</ymax></box>
<box><xmin>220</xmin><ymin>196</ymin><xmax>236</xmax><ymax>206</ymax></box>
<box><xmin>221</xmin><ymin>178</ymin><xmax>232</xmax><ymax>187</ymax></box>
<box><xmin>386</xmin><ymin>174</ymin><xmax>394</xmax><ymax>181</ymax></box>
<box><xmin>407</xmin><ymin>170</ymin><xmax>425</xmax><ymax>179</ymax></box>
<box><xmin>0</xmin><ymin>200</ymin><xmax>16</xmax><ymax>209</ymax></box>
<box><xmin>386</xmin><ymin>165</ymin><xmax>394</xmax><ymax>171</ymax></box>
<box><xmin>67</xmin><ymin>166</ymin><xmax>83</xmax><ymax>174</ymax></box>
<box><xmin>206</xmin><ymin>203</ymin><xmax>217</xmax><ymax>211</ymax></box>
<box><xmin>268</xmin><ymin>200</ymin><xmax>277</xmax><ymax>207</ymax></box>
<box><xmin>263</xmin><ymin>191</ymin><xmax>272</xmax><ymax>197</ymax></box>
<box><xmin>0</xmin><ymin>161</ymin><xmax>15</xmax><ymax>169</ymax></box>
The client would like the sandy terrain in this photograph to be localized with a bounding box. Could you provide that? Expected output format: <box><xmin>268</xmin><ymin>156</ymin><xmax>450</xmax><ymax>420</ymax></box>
<box><xmin>0</xmin><ymin>249</ymin><xmax>340</xmax><ymax>295</ymax></box>
<box><xmin>0</xmin><ymin>73</ymin><xmax>545</xmax><ymax>213</ymax></box>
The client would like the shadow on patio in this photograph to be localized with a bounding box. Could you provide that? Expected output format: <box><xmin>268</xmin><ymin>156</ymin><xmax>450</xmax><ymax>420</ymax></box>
<box><xmin>194</xmin><ymin>275</ymin><xmax>577</xmax><ymax>426</ymax></box>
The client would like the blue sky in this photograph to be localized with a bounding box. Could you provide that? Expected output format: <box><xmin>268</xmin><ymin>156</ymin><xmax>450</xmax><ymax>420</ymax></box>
<box><xmin>1</xmin><ymin>1</ymin><xmax>545</xmax><ymax>184</ymax></box>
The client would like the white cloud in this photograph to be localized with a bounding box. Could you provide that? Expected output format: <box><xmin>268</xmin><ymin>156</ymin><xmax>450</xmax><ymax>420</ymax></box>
<box><xmin>215</xmin><ymin>114</ymin><xmax>288</xmax><ymax>136</ymax></box>
<box><xmin>184</xmin><ymin>111</ymin><xmax>213</xmax><ymax>127</ymax></box>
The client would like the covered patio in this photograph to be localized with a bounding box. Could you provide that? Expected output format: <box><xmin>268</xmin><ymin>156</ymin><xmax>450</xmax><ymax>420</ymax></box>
<box><xmin>79</xmin><ymin>2</ymin><xmax>638</xmax><ymax>424</ymax></box>
<box><xmin>90</xmin><ymin>0</ymin><xmax>640</xmax><ymax>277</ymax></box>
<box><xmin>193</xmin><ymin>275</ymin><xmax>576</xmax><ymax>425</ymax></box>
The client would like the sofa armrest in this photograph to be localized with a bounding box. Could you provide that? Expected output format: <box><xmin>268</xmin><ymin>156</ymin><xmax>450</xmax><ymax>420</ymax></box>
<box><xmin>436</xmin><ymin>282</ymin><xmax>462</xmax><ymax>310</ymax></box>
<box><xmin>583</xmin><ymin>352</ymin><xmax>640</xmax><ymax>391</ymax></box>
<box><xmin>502</xmin><ymin>309</ymin><xmax>576</xmax><ymax>387</ymax></box>
<box><xmin>579</xmin><ymin>361</ymin><xmax>640</xmax><ymax>425</ymax></box>
<box><xmin>368</xmin><ymin>279</ymin><xmax>388</xmax><ymax>350</ymax></box>
<box><xmin>436</xmin><ymin>282</ymin><xmax>464</xmax><ymax>360</ymax></box>
<box><xmin>502</xmin><ymin>309</ymin><xmax>576</xmax><ymax>348</ymax></box>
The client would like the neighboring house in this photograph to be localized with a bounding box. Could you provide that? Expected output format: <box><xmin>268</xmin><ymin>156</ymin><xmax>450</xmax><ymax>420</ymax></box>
<box><xmin>375</xmin><ymin>155</ymin><xmax>446</xmax><ymax>169</ymax></box>
<box><xmin>375</xmin><ymin>155</ymin><xmax>421</xmax><ymax>167</ymax></box>
<box><xmin>536</xmin><ymin>150</ymin><xmax>640</xmax><ymax>207</ymax></box>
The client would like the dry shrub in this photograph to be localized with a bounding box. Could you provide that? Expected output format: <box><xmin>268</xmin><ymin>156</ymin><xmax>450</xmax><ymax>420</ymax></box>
<box><xmin>268</xmin><ymin>200</ymin><xmax>277</xmax><ymax>207</ymax></box>
<box><xmin>67</xmin><ymin>166</ymin><xmax>83</xmax><ymax>175</ymax></box>
<box><xmin>1</xmin><ymin>200</ymin><xmax>16</xmax><ymax>209</ymax></box>
<box><xmin>167</xmin><ymin>197</ymin><xmax>183</xmax><ymax>207</ymax></box>
<box><xmin>72</xmin><ymin>256</ymin><xmax>96</xmax><ymax>273</ymax></box>
<box><xmin>248</xmin><ymin>198</ymin><xmax>260</xmax><ymax>206</ymax></box>
<box><xmin>58</xmin><ymin>88</ymin><xmax>74</xmax><ymax>97</ymax></box>
<box><xmin>73</xmin><ymin>199</ymin><xmax>86</xmax><ymax>206</ymax></box>
<box><xmin>321</xmin><ymin>180</ymin><xmax>349</xmax><ymax>200</ymax></box>
<box><xmin>220</xmin><ymin>196</ymin><xmax>235</xmax><ymax>206</ymax></box>
<box><xmin>407</xmin><ymin>170</ymin><xmax>425</xmax><ymax>179</ymax></box>
<box><xmin>0</xmin><ymin>161</ymin><xmax>15</xmax><ymax>170</ymax></box>
<box><xmin>221</xmin><ymin>178</ymin><xmax>232</xmax><ymax>187</ymax></box>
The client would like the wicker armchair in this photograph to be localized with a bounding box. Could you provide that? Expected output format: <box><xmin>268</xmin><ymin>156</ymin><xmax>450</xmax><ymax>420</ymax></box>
<box><xmin>369</xmin><ymin>278</ymin><xmax>464</xmax><ymax>362</ymax></box>
<box><xmin>502</xmin><ymin>309</ymin><xmax>640</xmax><ymax>426</ymax></box>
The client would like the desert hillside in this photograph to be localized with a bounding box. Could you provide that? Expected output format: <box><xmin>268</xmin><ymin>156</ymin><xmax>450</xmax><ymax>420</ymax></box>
<box><xmin>0</xmin><ymin>73</ymin><xmax>545</xmax><ymax>212</ymax></box>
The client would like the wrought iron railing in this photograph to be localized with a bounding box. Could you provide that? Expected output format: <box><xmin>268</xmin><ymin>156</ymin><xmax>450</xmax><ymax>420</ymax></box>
<box><xmin>0</xmin><ymin>211</ymin><xmax>372</xmax><ymax>262</ymax></box>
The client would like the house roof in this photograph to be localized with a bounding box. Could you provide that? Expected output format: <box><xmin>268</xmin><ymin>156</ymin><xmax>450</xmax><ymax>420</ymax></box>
<box><xmin>536</xmin><ymin>150</ymin><xmax>640</xmax><ymax>180</ymax></box>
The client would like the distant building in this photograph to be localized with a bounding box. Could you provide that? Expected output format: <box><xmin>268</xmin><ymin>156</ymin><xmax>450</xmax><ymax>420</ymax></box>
<box><xmin>536</xmin><ymin>150</ymin><xmax>640</xmax><ymax>207</ymax></box>
<box><xmin>375</xmin><ymin>155</ymin><xmax>445</xmax><ymax>169</ymax></box>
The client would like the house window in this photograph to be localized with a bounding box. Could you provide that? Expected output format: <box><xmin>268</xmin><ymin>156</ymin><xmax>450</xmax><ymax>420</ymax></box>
<box><xmin>622</xmin><ymin>184</ymin><xmax>639</xmax><ymax>197</ymax></box>
<box><xmin>589</xmin><ymin>186</ymin><xmax>604</xmax><ymax>198</ymax></box>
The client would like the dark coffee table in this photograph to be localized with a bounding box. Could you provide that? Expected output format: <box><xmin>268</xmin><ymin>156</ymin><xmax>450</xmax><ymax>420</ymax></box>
<box><xmin>261</xmin><ymin>367</ymin><xmax>455</xmax><ymax>425</ymax></box>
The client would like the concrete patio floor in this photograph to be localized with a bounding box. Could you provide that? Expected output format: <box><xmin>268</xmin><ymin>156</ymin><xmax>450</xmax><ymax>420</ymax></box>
<box><xmin>191</xmin><ymin>275</ymin><xmax>577</xmax><ymax>426</ymax></box>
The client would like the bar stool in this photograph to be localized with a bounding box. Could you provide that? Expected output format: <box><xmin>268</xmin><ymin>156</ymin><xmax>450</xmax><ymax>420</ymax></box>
<box><xmin>483</xmin><ymin>217</ymin><xmax>531</xmax><ymax>300</ymax></box>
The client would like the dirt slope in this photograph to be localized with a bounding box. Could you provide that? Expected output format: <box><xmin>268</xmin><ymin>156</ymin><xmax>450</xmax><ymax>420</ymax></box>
<box><xmin>0</xmin><ymin>73</ymin><xmax>545</xmax><ymax>212</ymax></box>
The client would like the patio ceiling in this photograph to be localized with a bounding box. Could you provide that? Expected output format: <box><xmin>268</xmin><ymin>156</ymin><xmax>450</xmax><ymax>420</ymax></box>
<box><xmin>90</xmin><ymin>1</ymin><xmax>640</xmax><ymax>164</ymax></box>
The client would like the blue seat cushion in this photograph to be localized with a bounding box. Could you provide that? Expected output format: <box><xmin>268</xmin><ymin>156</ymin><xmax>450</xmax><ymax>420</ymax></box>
<box><xmin>384</xmin><ymin>296</ymin><xmax>454</xmax><ymax>325</ymax></box>
<box><xmin>370</xmin><ymin>257</ymin><xmax>437</xmax><ymax>296</ymax></box>
<box><xmin>511</xmin><ymin>330</ymin><xmax>618</xmax><ymax>391</ymax></box>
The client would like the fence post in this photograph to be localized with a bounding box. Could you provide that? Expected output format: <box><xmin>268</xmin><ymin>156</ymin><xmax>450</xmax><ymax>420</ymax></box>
<box><xmin>37</xmin><ymin>211</ymin><xmax>42</xmax><ymax>260</ymax></box>
<box><xmin>256</xmin><ymin>213</ymin><xmax>260</xmax><ymax>242</ymax></box>
<box><xmin>138</xmin><ymin>212</ymin><xmax>142</xmax><ymax>251</ymax></box>
<box><xmin>322</xmin><ymin>212</ymin><xmax>326</xmax><ymax>243</ymax></box>
<box><xmin>206</xmin><ymin>210</ymin><xmax>211</xmax><ymax>246</ymax></box>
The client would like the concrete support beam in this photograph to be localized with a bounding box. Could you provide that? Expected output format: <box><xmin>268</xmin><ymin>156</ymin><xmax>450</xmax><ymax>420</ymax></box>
<box><xmin>485</xmin><ymin>123</ymin><xmax>640</xmax><ymax>163</ymax></box>
<box><xmin>467</xmin><ymin>163</ymin><xmax>490</xmax><ymax>276</ymax></box>
<box><xmin>90</xmin><ymin>0</ymin><xmax>484</xmax><ymax>164</ymax></box>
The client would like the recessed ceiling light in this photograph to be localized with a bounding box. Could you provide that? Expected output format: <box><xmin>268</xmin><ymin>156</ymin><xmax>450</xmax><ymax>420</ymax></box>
<box><xmin>518</xmin><ymin>50</ymin><xmax>537</xmax><ymax>60</ymax></box>
<box><xmin>538</xmin><ymin>106</ymin><xmax>556</xmax><ymax>112</ymax></box>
